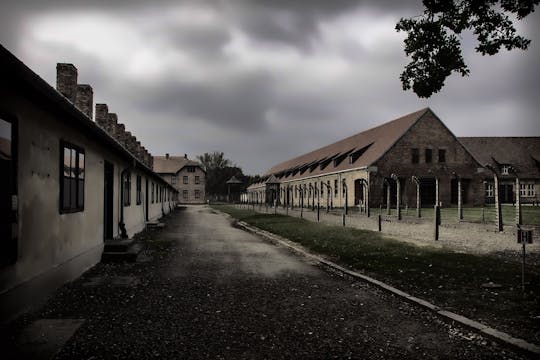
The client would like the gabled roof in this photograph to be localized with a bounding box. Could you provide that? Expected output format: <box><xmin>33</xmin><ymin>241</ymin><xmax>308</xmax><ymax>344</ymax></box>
<box><xmin>0</xmin><ymin>45</ymin><xmax>176</xmax><ymax>192</ymax></box>
<box><xmin>263</xmin><ymin>108</ymin><xmax>430</xmax><ymax>180</ymax></box>
<box><xmin>459</xmin><ymin>137</ymin><xmax>540</xmax><ymax>178</ymax></box>
<box><xmin>153</xmin><ymin>156</ymin><xmax>203</xmax><ymax>174</ymax></box>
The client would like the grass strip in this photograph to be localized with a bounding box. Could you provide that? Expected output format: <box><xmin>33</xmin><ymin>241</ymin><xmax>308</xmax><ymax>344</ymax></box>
<box><xmin>214</xmin><ymin>204</ymin><xmax>540</xmax><ymax>345</ymax></box>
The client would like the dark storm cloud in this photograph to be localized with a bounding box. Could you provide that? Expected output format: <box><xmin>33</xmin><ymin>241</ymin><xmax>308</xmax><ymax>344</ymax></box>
<box><xmin>133</xmin><ymin>70</ymin><xmax>276</xmax><ymax>131</ymax></box>
<box><xmin>1</xmin><ymin>0</ymin><xmax>538</xmax><ymax>174</ymax></box>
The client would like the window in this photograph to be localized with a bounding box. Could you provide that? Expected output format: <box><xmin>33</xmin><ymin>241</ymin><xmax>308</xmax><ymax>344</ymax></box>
<box><xmin>183</xmin><ymin>176</ymin><xmax>188</xmax><ymax>184</ymax></box>
<box><xmin>501</xmin><ymin>165</ymin><xmax>510</xmax><ymax>175</ymax></box>
<box><xmin>195</xmin><ymin>189</ymin><xmax>200</xmax><ymax>199</ymax></box>
<box><xmin>187</xmin><ymin>166</ymin><xmax>195</xmax><ymax>173</ymax></box>
<box><xmin>151</xmin><ymin>182</ymin><xmax>155</xmax><ymax>203</ymax></box>
<box><xmin>485</xmin><ymin>183</ymin><xmax>494</xmax><ymax>197</ymax></box>
<box><xmin>425</xmin><ymin>148</ymin><xmax>432</xmax><ymax>163</ymax></box>
<box><xmin>520</xmin><ymin>183</ymin><xmax>535</xmax><ymax>197</ymax></box>
<box><xmin>295</xmin><ymin>186</ymin><xmax>298</xmax><ymax>198</ymax></box>
<box><xmin>334</xmin><ymin>179</ymin><xmax>338</xmax><ymax>197</ymax></box>
<box><xmin>327</xmin><ymin>180</ymin><xmax>330</xmax><ymax>197</ymax></box>
<box><xmin>320</xmin><ymin>182</ymin><xmax>324</xmax><ymax>197</ymax></box>
<box><xmin>136</xmin><ymin>175</ymin><xmax>142</xmax><ymax>205</ymax></box>
<box><xmin>123</xmin><ymin>172</ymin><xmax>131</xmax><ymax>206</ymax></box>
<box><xmin>171</xmin><ymin>175</ymin><xmax>177</xmax><ymax>185</ymax></box>
<box><xmin>411</xmin><ymin>148</ymin><xmax>419</xmax><ymax>164</ymax></box>
<box><xmin>195</xmin><ymin>175</ymin><xmax>200</xmax><ymax>184</ymax></box>
<box><xmin>61</xmin><ymin>141</ymin><xmax>85</xmax><ymax>212</ymax></box>
<box><xmin>183</xmin><ymin>190</ymin><xmax>189</xmax><ymax>199</ymax></box>
<box><xmin>438</xmin><ymin>149</ymin><xmax>446</xmax><ymax>163</ymax></box>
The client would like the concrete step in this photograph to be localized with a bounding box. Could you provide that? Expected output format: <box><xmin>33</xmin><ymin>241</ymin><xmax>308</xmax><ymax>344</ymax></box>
<box><xmin>103</xmin><ymin>239</ymin><xmax>134</xmax><ymax>253</ymax></box>
<box><xmin>146</xmin><ymin>221</ymin><xmax>165</xmax><ymax>229</ymax></box>
<box><xmin>101</xmin><ymin>242</ymin><xmax>144</xmax><ymax>263</ymax></box>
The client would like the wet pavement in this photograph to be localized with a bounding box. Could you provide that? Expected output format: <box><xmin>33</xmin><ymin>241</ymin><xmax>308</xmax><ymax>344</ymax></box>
<box><xmin>3</xmin><ymin>205</ymin><xmax>531</xmax><ymax>359</ymax></box>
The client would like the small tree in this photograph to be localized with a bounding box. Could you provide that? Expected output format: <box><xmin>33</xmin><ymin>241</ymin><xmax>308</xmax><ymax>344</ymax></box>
<box><xmin>396</xmin><ymin>0</ymin><xmax>538</xmax><ymax>98</ymax></box>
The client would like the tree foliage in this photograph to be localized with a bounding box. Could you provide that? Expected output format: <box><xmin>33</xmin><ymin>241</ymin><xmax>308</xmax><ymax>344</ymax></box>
<box><xmin>196</xmin><ymin>152</ymin><xmax>261</xmax><ymax>198</ymax></box>
<box><xmin>396</xmin><ymin>0</ymin><xmax>538</xmax><ymax>98</ymax></box>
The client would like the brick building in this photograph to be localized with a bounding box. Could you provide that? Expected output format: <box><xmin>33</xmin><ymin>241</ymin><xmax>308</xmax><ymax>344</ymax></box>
<box><xmin>154</xmin><ymin>154</ymin><xmax>206</xmax><ymax>204</ymax></box>
<box><xmin>459</xmin><ymin>137</ymin><xmax>540</xmax><ymax>204</ymax></box>
<box><xmin>247</xmin><ymin>108</ymin><xmax>487</xmax><ymax>209</ymax></box>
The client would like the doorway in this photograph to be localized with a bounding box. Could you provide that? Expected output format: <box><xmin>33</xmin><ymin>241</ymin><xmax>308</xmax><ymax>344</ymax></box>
<box><xmin>103</xmin><ymin>161</ymin><xmax>114</xmax><ymax>240</ymax></box>
<box><xmin>1</xmin><ymin>115</ymin><xmax>17</xmax><ymax>266</ymax></box>
<box><xmin>499</xmin><ymin>183</ymin><xmax>514</xmax><ymax>204</ymax></box>
<box><xmin>145</xmin><ymin>178</ymin><xmax>149</xmax><ymax>221</ymax></box>
<box><xmin>419</xmin><ymin>178</ymin><xmax>436</xmax><ymax>206</ymax></box>
<box><xmin>354</xmin><ymin>179</ymin><xmax>364</xmax><ymax>206</ymax></box>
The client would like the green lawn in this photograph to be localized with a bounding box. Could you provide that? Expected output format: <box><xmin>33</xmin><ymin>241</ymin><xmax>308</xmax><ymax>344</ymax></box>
<box><xmin>214</xmin><ymin>204</ymin><xmax>540</xmax><ymax>345</ymax></box>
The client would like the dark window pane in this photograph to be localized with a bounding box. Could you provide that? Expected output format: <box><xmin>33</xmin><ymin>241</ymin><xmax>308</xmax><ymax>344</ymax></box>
<box><xmin>64</xmin><ymin>147</ymin><xmax>71</xmax><ymax>177</ymax></box>
<box><xmin>78</xmin><ymin>152</ymin><xmax>85</xmax><ymax>179</ymax></box>
<box><xmin>0</xmin><ymin>119</ymin><xmax>12</xmax><ymax>160</ymax></box>
<box><xmin>411</xmin><ymin>148</ymin><xmax>419</xmax><ymax>164</ymax></box>
<box><xmin>439</xmin><ymin>149</ymin><xmax>446</xmax><ymax>163</ymax></box>
<box><xmin>425</xmin><ymin>149</ymin><xmax>432</xmax><ymax>163</ymax></box>
<box><xmin>63</xmin><ymin>177</ymin><xmax>71</xmax><ymax>208</ymax></box>
<box><xmin>78</xmin><ymin>179</ymin><xmax>84</xmax><ymax>208</ymax></box>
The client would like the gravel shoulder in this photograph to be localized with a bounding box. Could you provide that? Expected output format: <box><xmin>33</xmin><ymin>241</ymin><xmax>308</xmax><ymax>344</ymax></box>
<box><xmin>1</xmin><ymin>206</ymin><xmax>534</xmax><ymax>359</ymax></box>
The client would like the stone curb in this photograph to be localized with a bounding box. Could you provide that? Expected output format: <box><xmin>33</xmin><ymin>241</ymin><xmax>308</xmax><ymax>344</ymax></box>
<box><xmin>232</xmin><ymin>218</ymin><xmax>540</xmax><ymax>356</ymax></box>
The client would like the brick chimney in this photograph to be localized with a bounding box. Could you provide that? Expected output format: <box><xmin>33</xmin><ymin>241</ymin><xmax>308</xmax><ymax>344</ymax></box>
<box><xmin>75</xmin><ymin>84</ymin><xmax>93</xmax><ymax>119</ymax></box>
<box><xmin>56</xmin><ymin>63</ymin><xmax>77</xmax><ymax>103</ymax></box>
<box><xmin>136</xmin><ymin>141</ymin><xmax>143</xmax><ymax>163</ymax></box>
<box><xmin>114</xmin><ymin>123</ymin><xmax>125</xmax><ymax>143</ymax></box>
<box><xmin>107</xmin><ymin>113</ymin><xmax>118</xmax><ymax>138</ymax></box>
<box><xmin>95</xmin><ymin>103</ymin><xmax>109</xmax><ymax>128</ymax></box>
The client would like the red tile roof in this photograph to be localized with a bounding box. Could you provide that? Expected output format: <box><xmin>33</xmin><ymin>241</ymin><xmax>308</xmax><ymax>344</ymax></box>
<box><xmin>459</xmin><ymin>137</ymin><xmax>540</xmax><ymax>178</ymax></box>
<box><xmin>259</xmin><ymin>108</ymin><xmax>430</xmax><ymax>183</ymax></box>
<box><xmin>153</xmin><ymin>156</ymin><xmax>202</xmax><ymax>174</ymax></box>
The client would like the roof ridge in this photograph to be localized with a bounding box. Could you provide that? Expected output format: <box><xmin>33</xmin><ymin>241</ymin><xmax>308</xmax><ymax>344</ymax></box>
<box><xmin>264</xmin><ymin>108</ymin><xmax>429</xmax><ymax>176</ymax></box>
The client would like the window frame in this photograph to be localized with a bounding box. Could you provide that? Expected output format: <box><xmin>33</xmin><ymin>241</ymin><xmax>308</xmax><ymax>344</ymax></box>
<box><xmin>411</xmin><ymin>148</ymin><xmax>419</xmax><ymax>164</ymax></box>
<box><xmin>195</xmin><ymin>189</ymin><xmax>200</xmax><ymax>199</ymax></box>
<box><xmin>183</xmin><ymin>175</ymin><xmax>188</xmax><ymax>184</ymax></box>
<box><xmin>438</xmin><ymin>148</ymin><xmax>446</xmax><ymax>163</ymax></box>
<box><xmin>485</xmin><ymin>183</ymin><xmax>494</xmax><ymax>197</ymax></box>
<box><xmin>59</xmin><ymin>140</ymin><xmax>85</xmax><ymax>213</ymax></box>
<box><xmin>425</xmin><ymin>148</ymin><xmax>432</xmax><ymax>163</ymax></box>
<box><xmin>195</xmin><ymin>175</ymin><xmax>200</xmax><ymax>184</ymax></box>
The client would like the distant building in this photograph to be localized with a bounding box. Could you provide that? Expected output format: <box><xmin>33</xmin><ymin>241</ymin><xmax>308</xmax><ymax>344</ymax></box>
<box><xmin>154</xmin><ymin>154</ymin><xmax>206</xmax><ymax>204</ymax></box>
<box><xmin>247</xmin><ymin>108</ymin><xmax>483</xmax><ymax>208</ymax></box>
<box><xmin>247</xmin><ymin>108</ymin><xmax>539</xmax><ymax>208</ymax></box>
<box><xmin>459</xmin><ymin>137</ymin><xmax>540</xmax><ymax>204</ymax></box>
<box><xmin>0</xmin><ymin>45</ymin><xmax>177</xmax><ymax>322</ymax></box>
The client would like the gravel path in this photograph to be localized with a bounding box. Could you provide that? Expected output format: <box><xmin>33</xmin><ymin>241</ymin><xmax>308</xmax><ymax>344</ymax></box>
<box><xmin>4</xmin><ymin>205</ymin><xmax>532</xmax><ymax>359</ymax></box>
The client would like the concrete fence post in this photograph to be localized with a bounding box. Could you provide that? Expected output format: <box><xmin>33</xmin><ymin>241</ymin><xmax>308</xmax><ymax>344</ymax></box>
<box><xmin>509</xmin><ymin>167</ymin><xmax>522</xmax><ymax>226</ymax></box>
<box><xmin>434</xmin><ymin>204</ymin><xmax>440</xmax><ymax>241</ymax></box>
<box><xmin>485</xmin><ymin>164</ymin><xmax>503</xmax><ymax>231</ymax></box>
<box><xmin>391</xmin><ymin>174</ymin><xmax>401</xmax><ymax>220</ymax></box>
<box><xmin>412</xmin><ymin>176</ymin><xmax>421</xmax><ymax>218</ymax></box>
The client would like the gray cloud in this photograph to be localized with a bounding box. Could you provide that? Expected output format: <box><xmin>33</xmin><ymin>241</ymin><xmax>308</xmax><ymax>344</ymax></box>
<box><xmin>0</xmin><ymin>0</ymin><xmax>538</xmax><ymax>175</ymax></box>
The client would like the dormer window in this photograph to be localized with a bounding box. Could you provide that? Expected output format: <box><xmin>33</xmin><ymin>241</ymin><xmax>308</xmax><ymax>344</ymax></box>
<box><xmin>501</xmin><ymin>165</ymin><xmax>510</xmax><ymax>175</ymax></box>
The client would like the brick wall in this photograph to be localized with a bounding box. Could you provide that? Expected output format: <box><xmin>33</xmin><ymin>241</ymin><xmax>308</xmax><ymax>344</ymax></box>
<box><xmin>372</xmin><ymin>111</ymin><xmax>483</xmax><ymax>207</ymax></box>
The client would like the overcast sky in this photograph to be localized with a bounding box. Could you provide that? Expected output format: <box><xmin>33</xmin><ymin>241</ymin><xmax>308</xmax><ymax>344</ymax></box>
<box><xmin>1</xmin><ymin>0</ymin><xmax>539</xmax><ymax>174</ymax></box>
